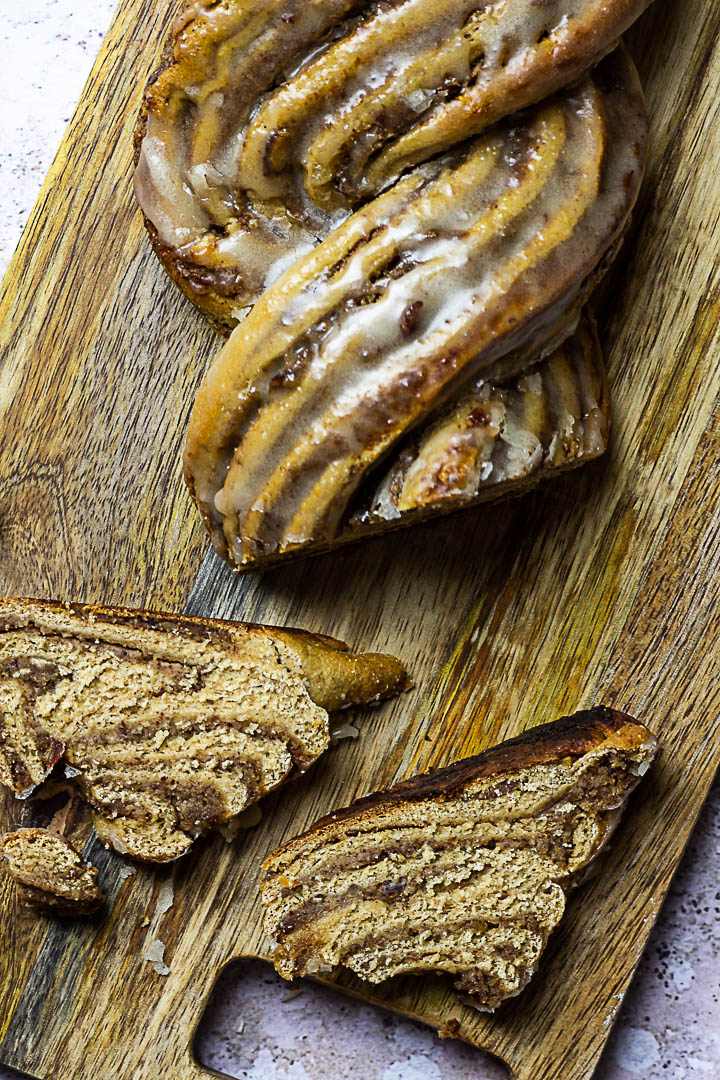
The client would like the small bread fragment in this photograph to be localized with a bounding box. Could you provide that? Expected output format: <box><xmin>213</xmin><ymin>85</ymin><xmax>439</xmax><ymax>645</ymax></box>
<box><xmin>1</xmin><ymin>828</ymin><xmax>103</xmax><ymax>915</ymax></box>
<box><xmin>260</xmin><ymin>708</ymin><xmax>657</xmax><ymax>1010</ymax></box>
<box><xmin>0</xmin><ymin>598</ymin><xmax>408</xmax><ymax>862</ymax></box>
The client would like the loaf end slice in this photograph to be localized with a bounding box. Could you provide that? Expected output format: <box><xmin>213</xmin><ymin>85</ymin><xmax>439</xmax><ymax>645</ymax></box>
<box><xmin>0</xmin><ymin>598</ymin><xmax>408</xmax><ymax>862</ymax></box>
<box><xmin>260</xmin><ymin>708</ymin><xmax>657</xmax><ymax>1010</ymax></box>
<box><xmin>1</xmin><ymin>828</ymin><xmax>103</xmax><ymax>915</ymax></box>
<box><xmin>226</xmin><ymin>310</ymin><xmax>610</xmax><ymax>572</ymax></box>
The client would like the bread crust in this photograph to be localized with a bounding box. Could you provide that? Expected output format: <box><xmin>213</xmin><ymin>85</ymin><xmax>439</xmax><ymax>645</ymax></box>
<box><xmin>0</xmin><ymin>594</ymin><xmax>345</xmax><ymax>648</ymax></box>
<box><xmin>262</xmin><ymin>707</ymin><xmax>657</xmax><ymax>869</ymax></box>
<box><xmin>0</xmin><ymin>596</ymin><xmax>410</xmax><ymax>711</ymax></box>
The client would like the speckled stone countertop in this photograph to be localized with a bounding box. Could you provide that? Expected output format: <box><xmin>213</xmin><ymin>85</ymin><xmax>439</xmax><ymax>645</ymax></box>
<box><xmin>0</xmin><ymin>4</ymin><xmax>718</xmax><ymax>1079</ymax></box>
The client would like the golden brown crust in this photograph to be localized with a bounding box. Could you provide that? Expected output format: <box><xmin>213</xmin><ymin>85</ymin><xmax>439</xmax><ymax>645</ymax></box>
<box><xmin>0</xmin><ymin>596</ymin><xmax>410</xmax><ymax>711</ymax></box>
<box><xmin>133</xmin><ymin>24</ymin><xmax>238</xmax><ymax>333</ymax></box>
<box><xmin>0</xmin><ymin>594</ymin><xmax>341</xmax><ymax>648</ymax></box>
<box><xmin>263</xmin><ymin>708</ymin><xmax>656</xmax><ymax>866</ymax></box>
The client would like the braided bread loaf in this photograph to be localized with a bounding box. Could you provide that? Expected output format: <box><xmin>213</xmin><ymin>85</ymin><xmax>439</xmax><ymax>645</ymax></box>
<box><xmin>135</xmin><ymin>0</ymin><xmax>651</xmax><ymax>331</ymax></box>
<box><xmin>136</xmin><ymin>6</ymin><xmax>648</xmax><ymax>570</ymax></box>
<box><xmin>184</xmin><ymin>49</ymin><xmax>644</xmax><ymax>570</ymax></box>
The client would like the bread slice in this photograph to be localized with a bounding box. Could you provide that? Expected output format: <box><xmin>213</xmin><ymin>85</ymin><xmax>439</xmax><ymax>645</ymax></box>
<box><xmin>1</xmin><ymin>828</ymin><xmax>103</xmax><ymax>915</ymax></box>
<box><xmin>184</xmin><ymin>50</ymin><xmax>644</xmax><ymax>570</ymax></box>
<box><xmin>0</xmin><ymin>598</ymin><xmax>408</xmax><ymax>862</ymax></box>
<box><xmin>134</xmin><ymin>0</ymin><xmax>652</xmax><ymax>330</ymax></box>
<box><xmin>260</xmin><ymin>708</ymin><xmax>657</xmax><ymax>1010</ymax></box>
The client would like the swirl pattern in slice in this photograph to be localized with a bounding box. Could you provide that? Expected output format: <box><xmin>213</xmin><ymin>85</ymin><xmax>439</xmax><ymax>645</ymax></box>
<box><xmin>0</xmin><ymin>598</ymin><xmax>408</xmax><ymax>862</ymax></box>
<box><xmin>184</xmin><ymin>52</ymin><xmax>644</xmax><ymax>569</ymax></box>
<box><xmin>260</xmin><ymin>708</ymin><xmax>657</xmax><ymax>1009</ymax></box>
<box><xmin>134</xmin><ymin>0</ymin><xmax>652</xmax><ymax>328</ymax></box>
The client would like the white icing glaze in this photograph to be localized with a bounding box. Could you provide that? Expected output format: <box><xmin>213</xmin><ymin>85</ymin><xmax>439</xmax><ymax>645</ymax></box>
<box><xmin>183</xmin><ymin>49</ymin><xmax>641</xmax><ymax>566</ymax></box>
<box><xmin>137</xmin><ymin>0</ymin><xmax>650</xmax><ymax>316</ymax></box>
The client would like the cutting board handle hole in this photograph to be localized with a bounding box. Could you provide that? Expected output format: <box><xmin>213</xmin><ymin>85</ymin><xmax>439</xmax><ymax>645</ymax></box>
<box><xmin>193</xmin><ymin>955</ymin><xmax>510</xmax><ymax>1078</ymax></box>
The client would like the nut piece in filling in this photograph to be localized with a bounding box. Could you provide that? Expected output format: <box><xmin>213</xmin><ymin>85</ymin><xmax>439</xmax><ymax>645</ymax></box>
<box><xmin>260</xmin><ymin>708</ymin><xmax>657</xmax><ymax>1010</ymax></box>
<box><xmin>134</xmin><ymin>0</ymin><xmax>653</xmax><ymax>329</ymax></box>
<box><xmin>0</xmin><ymin>598</ymin><xmax>408</xmax><ymax>863</ymax></box>
<box><xmin>1</xmin><ymin>828</ymin><xmax>103</xmax><ymax>915</ymax></box>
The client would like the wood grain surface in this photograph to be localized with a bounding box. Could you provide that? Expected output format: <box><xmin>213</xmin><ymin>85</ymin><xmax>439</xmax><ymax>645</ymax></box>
<box><xmin>1</xmin><ymin>0</ymin><xmax>719</xmax><ymax>1078</ymax></box>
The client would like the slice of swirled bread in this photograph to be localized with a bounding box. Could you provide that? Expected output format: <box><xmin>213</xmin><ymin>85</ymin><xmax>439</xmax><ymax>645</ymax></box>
<box><xmin>260</xmin><ymin>708</ymin><xmax>657</xmax><ymax>1010</ymax></box>
<box><xmin>1</xmin><ymin>829</ymin><xmax>103</xmax><ymax>915</ymax></box>
<box><xmin>0</xmin><ymin>599</ymin><xmax>408</xmax><ymax>862</ymax></box>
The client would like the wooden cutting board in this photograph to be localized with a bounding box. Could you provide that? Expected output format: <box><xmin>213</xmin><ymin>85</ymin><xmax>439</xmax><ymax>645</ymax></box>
<box><xmin>1</xmin><ymin>1</ymin><xmax>719</xmax><ymax>1077</ymax></box>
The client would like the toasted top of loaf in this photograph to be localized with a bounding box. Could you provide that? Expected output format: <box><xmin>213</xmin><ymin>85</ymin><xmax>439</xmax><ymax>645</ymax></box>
<box><xmin>1</xmin><ymin>828</ymin><xmax>103</xmax><ymax>915</ymax></box>
<box><xmin>185</xmin><ymin>45</ymin><xmax>643</xmax><ymax>569</ymax></box>
<box><xmin>134</xmin><ymin>0</ymin><xmax>651</xmax><ymax>329</ymax></box>
<box><xmin>0</xmin><ymin>598</ymin><xmax>408</xmax><ymax>862</ymax></box>
<box><xmin>260</xmin><ymin>708</ymin><xmax>657</xmax><ymax>1009</ymax></box>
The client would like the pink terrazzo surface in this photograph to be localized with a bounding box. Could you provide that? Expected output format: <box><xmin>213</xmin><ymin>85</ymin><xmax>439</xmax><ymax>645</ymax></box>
<box><xmin>0</xmin><ymin>4</ymin><xmax>717</xmax><ymax>1078</ymax></box>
